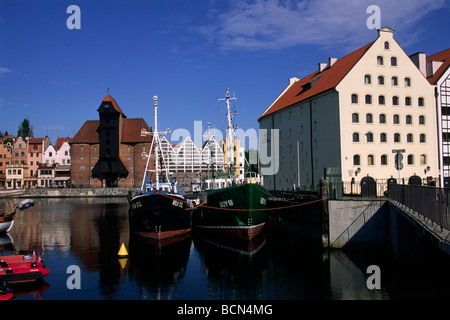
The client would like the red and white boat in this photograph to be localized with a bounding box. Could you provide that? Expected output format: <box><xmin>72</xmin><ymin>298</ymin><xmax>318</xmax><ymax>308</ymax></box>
<box><xmin>0</xmin><ymin>212</ymin><xmax>14</xmax><ymax>233</ymax></box>
<box><xmin>0</xmin><ymin>253</ymin><xmax>50</xmax><ymax>283</ymax></box>
<box><xmin>0</xmin><ymin>199</ymin><xmax>34</xmax><ymax>233</ymax></box>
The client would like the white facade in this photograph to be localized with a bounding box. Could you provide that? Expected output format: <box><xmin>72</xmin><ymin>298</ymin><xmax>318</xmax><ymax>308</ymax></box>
<box><xmin>259</xmin><ymin>27</ymin><xmax>438</xmax><ymax>192</ymax></box>
<box><xmin>42</xmin><ymin>141</ymin><xmax>71</xmax><ymax>166</ymax></box>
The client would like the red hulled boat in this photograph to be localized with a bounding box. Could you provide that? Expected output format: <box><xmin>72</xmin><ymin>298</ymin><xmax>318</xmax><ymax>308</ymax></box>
<box><xmin>0</xmin><ymin>253</ymin><xmax>50</xmax><ymax>283</ymax></box>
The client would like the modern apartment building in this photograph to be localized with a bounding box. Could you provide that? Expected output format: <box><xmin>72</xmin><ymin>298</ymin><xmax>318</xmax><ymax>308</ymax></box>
<box><xmin>258</xmin><ymin>27</ymin><xmax>438</xmax><ymax>192</ymax></box>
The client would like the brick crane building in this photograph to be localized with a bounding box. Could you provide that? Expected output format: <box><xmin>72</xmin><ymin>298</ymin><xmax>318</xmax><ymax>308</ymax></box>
<box><xmin>70</xmin><ymin>94</ymin><xmax>153</xmax><ymax>188</ymax></box>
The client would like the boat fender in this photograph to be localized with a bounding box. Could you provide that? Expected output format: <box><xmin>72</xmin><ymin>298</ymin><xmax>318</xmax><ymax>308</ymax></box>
<box><xmin>0</xmin><ymin>261</ymin><xmax>7</xmax><ymax>268</ymax></box>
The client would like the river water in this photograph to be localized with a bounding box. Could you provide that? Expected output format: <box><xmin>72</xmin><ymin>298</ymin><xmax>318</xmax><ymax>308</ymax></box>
<box><xmin>1</xmin><ymin>197</ymin><xmax>449</xmax><ymax>301</ymax></box>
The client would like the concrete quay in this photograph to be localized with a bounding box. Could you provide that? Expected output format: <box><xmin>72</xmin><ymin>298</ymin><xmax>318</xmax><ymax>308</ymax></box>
<box><xmin>0</xmin><ymin>187</ymin><xmax>135</xmax><ymax>198</ymax></box>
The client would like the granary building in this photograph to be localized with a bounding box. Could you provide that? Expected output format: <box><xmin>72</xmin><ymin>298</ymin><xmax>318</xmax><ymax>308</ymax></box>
<box><xmin>258</xmin><ymin>27</ymin><xmax>438</xmax><ymax>194</ymax></box>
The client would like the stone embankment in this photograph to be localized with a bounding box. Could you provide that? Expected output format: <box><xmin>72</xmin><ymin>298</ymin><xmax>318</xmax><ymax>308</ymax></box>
<box><xmin>0</xmin><ymin>188</ymin><xmax>135</xmax><ymax>198</ymax></box>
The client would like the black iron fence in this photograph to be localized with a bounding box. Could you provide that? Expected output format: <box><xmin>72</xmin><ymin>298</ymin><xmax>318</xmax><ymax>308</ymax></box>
<box><xmin>389</xmin><ymin>184</ymin><xmax>450</xmax><ymax>231</ymax></box>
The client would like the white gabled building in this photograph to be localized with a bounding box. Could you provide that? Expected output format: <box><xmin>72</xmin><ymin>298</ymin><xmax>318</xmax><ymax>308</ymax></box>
<box><xmin>258</xmin><ymin>27</ymin><xmax>438</xmax><ymax>193</ymax></box>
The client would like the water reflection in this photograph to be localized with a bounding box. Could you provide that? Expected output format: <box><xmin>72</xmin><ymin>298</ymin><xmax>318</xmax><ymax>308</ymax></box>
<box><xmin>1</xmin><ymin>197</ymin><xmax>449</xmax><ymax>300</ymax></box>
<box><xmin>128</xmin><ymin>234</ymin><xmax>191</xmax><ymax>300</ymax></box>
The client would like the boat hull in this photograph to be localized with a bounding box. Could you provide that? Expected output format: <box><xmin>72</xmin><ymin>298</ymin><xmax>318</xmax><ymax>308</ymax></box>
<box><xmin>129</xmin><ymin>193</ymin><xmax>192</xmax><ymax>242</ymax></box>
<box><xmin>0</xmin><ymin>254</ymin><xmax>49</xmax><ymax>283</ymax></box>
<box><xmin>0</xmin><ymin>214</ymin><xmax>14</xmax><ymax>233</ymax></box>
<box><xmin>192</xmin><ymin>183</ymin><xmax>269</xmax><ymax>240</ymax></box>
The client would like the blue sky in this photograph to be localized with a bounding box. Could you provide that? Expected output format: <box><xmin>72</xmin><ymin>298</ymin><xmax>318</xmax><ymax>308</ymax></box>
<box><xmin>0</xmin><ymin>0</ymin><xmax>449</xmax><ymax>147</ymax></box>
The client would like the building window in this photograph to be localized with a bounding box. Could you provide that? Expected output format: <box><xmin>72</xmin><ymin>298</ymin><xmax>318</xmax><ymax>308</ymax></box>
<box><xmin>406</xmin><ymin>115</ymin><xmax>412</xmax><ymax>124</ymax></box>
<box><xmin>405</xmin><ymin>97</ymin><xmax>412</xmax><ymax>106</ymax></box>
<box><xmin>364</xmin><ymin>74</ymin><xmax>372</xmax><ymax>84</ymax></box>
<box><xmin>366</xmin><ymin>132</ymin><xmax>374</xmax><ymax>143</ymax></box>
<box><xmin>366</xmin><ymin>113</ymin><xmax>373</xmax><ymax>123</ymax></box>
<box><xmin>391</xmin><ymin>57</ymin><xmax>397</xmax><ymax>66</ymax></box>
<box><xmin>418</xmin><ymin>97</ymin><xmax>425</xmax><ymax>106</ymax></box>
<box><xmin>379</xmin><ymin>114</ymin><xmax>386</xmax><ymax>124</ymax></box>
<box><xmin>353</xmin><ymin>155</ymin><xmax>361</xmax><ymax>165</ymax></box>
<box><xmin>394</xmin><ymin>133</ymin><xmax>401</xmax><ymax>143</ymax></box>
<box><xmin>380</xmin><ymin>133</ymin><xmax>387</xmax><ymax>142</ymax></box>
<box><xmin>352</xmin><ymin>113</ymin><xmax>359</xmax><ymax>123</ymax></box>
<box><xmin>393</xmin><ymin>114</ymin><xmax>400</xmax><ymax>124</ymax></box>
<box><xmin>378</xmin><ymin>95</ymin><xmax>385</xmax><ymax>105</ymax></box>
<box><xmin>377</xmin><ymin>56</ymin><xmax>384</xmax><ymax>65</ymax></box>
<box><xmin>420</xmin><ymin>154</ymin><xmax>427</xmax><ymax>165</ymax></box>
<box><xmin>351</xmin><ymin>94</ymin><xmax>359</xmax><ymax>103</ymax></box>
<box><xmin>407</xmin><ymin>154</ymin><xmax>414</xmax><ymax>165</ymax></box>
<box><xmin>420</xmin><ymin>134</ymin><xmax>426</xmax><ymax>143</ymax></box>
<box><xmin>419</xmin><ymin>115</ymin><xmax>425</xmax><ymax>125</ymax></box>
<box><xmin>391</xmin><ymin>76</ymin><xmax>398</xmax><ymax>86</ymax></box>
<box><xmin>381</xmin><ymin>155</ymin><xmax>388</xmax><ymax>165</ymax></box>
<box><xmin>407</xmin><ymin>134</ymin><xmax>413</xmax><ymax>143</ymax></box>
<box><xmin>404</xmin><ymin>77</ymin><xmax>411</xmax><ymax>87</ymax></box>
<box><xmin>384</xmin><ymin>41</ymin><xmax>390</xmax><ymax>50</ymax></box>
<box><xmin>365</xmin><ymin>95</ymin><xmax>372</xmax><ymax>104</ymax></box>
<box><xmin>368</xmin><ymin>155</ymin><xmax>375</xmax><ymax>166</ymax></box>
<box><xmin>378</xmin><ymin>75</ymin><xmax>385</xmax><ymax>85</ymax></box>
<box><xmin>392</xmin><ymin>96</ymin><xmax>399</xmax><ymax>105</ymax></box>
<box><xmin>353</xmin><ymin>132</ymin><xmax>360</xmax><ymax>142</ymax></box>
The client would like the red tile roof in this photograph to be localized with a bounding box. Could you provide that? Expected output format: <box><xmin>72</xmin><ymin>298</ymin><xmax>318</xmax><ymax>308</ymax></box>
<box><xmin>71</xmin><ymin>119</ymin><xmax>153</xmax><ymax>144</ymax></box>
<box><xmin>426</xmin><ymin>48</ymin><xmax>450</xmax><ymax>85</ymax></box>
<box><xmin>56</xmin><ymin>137</ymin><xmax>72</xmax><ymax>149</ymax></box>
<box><xmin>258</xmin><ymin>41</ymin><xmax>374</xmax><ymax>120</ymax></box>
<box><xmin>122</xmin><ymin>118</ymin><xmax>153</xmax><ymax>143</ymax></box>
<box><xmin>71</xmin><ymin>120</ymin><xmax>100</xmax><ymax>144</ymax></box>
<box><xmin>103</xmin><ymin>94</ymin><xmax>126</xmax><ymax>117</ymax></box>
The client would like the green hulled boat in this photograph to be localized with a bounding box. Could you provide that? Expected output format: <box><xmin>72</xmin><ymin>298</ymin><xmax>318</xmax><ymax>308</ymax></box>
<box><xmin>192</xmin><ymin>182</ymin><xmax>269</xmax><ymax>240</ymax></box>
<box><xmin>192</xmin><ymin>90</ymin><xmax>269</xmax><ymax>240</ymax></box>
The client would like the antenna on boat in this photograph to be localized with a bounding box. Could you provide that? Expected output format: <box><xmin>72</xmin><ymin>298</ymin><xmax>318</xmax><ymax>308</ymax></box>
<box><xmin>218</xmin><ymin>89</ymin><xmax>237</xmax><ymax>172</ymax></box>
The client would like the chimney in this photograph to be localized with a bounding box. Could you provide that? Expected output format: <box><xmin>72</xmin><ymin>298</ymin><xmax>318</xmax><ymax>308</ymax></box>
<box><xmin>410</xmin><ymin>52</ymin><xmax>427</xmax><ymax>77</ymax></box>
<box><xmin>328</xmin><ymin>57</ymin><xmax>337</xmax><ymax>67</ymax></box>
<box><xmin>318</xmin><ymin>62</ymin><xmax>327</xmax><ymax>72</ymax></box>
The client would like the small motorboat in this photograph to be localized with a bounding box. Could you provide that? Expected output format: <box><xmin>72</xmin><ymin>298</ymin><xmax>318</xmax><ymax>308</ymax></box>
<box><xmin>0</xmin><ymin>199</ymin><xmax>35</xmax><ymax>233</ymax></box>
<box><xmin>0</xmin><ymin>280</ymin><xmax>14</xmax><ymax>300</ymax></box>
<box><xmin>0</xmin><ymin>253</ymin><xmax>49</xmax><ymax>283</ymax></box>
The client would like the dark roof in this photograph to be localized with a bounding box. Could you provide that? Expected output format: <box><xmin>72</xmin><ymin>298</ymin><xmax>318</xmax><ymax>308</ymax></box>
<box><xmin>102</xmin><ymin>94</ymin><xmax>126</xmax><ymax>117</ymax></box>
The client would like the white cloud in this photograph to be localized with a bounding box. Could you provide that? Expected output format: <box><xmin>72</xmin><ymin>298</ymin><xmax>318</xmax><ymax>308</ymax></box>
<box><xmin>197</xmin><ymin>0</ymin><xmax>447</xmax><ymax>50</ymax></box>
<box><xmin>0</xmin><ymin>67</ymin><xmax>12</xmax><ymax>74</ymax></box>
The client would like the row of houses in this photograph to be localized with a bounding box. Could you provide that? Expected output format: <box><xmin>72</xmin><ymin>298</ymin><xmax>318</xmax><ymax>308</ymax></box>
<box><xmin>1</xmin><ymin>94</ymin><xmax>246</xmax><ymax>189</ymax></box>
<box><xmin>258</xmin><ymin>27</ymin><xmax>450</xmax><ymax>192</ymax></box>
<box><xmin>0</xmin><ymin>136</ymin><xmax>72</xmax><ymax>189</ymax></box>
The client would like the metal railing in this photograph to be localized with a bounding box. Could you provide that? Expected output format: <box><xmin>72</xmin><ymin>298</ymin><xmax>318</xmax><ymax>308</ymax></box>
<box><xmin>389</xmin><ymin>184</ymin><xmax>450</xmax><ymax>231</ymax></box>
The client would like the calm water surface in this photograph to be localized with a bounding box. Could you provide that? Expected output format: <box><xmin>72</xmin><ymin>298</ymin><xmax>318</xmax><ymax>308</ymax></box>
<box><xmin>1</xmin><ymin>197</ymin><xmax>449</xmax><ymax>300</ymax></box>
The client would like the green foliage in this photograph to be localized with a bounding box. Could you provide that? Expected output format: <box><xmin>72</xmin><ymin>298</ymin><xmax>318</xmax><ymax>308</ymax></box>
<box><xmin>17</xmin><ymin>118</ymin><xmax>34</xmax><ymax>139</ymax></box>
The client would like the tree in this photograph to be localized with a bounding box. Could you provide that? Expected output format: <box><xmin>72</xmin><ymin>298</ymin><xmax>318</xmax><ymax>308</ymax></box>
<box><xmin>17</xmin><ymin>118</ymin><xmax>34</xmax><ymax>139</ymax></box>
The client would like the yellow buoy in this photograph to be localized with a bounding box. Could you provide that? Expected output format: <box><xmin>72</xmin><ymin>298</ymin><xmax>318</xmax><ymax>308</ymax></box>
<box><xmin>118</xmin><ymin>243</ymin><xmax>128</xmax><ymax>258</ymax></box>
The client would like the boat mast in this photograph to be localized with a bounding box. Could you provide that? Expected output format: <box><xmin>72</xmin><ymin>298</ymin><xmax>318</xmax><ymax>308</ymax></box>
<box><xmin>153</xmin><ymin>95</ymin><xmax>160</xmax><ymax>191</ymax></box>
<box><xmin>219</xmin><ymin>89</ymin><xmax>237</xmax><ymax>175</ymax></box>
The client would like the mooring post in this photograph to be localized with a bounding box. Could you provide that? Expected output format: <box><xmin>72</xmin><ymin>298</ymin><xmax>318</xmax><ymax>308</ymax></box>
<box><xmin>320</xmin><ymin>179</ymin><xmax>330</xmax><ymax>248</ymax></box>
